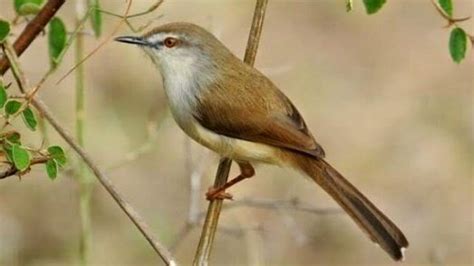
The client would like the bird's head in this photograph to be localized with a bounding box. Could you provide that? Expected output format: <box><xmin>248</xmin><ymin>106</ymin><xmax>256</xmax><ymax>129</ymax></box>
<box><xmin>115</xmin><ymin>22</ymin><xmax>232</xmax><ymax>76</ymax></box>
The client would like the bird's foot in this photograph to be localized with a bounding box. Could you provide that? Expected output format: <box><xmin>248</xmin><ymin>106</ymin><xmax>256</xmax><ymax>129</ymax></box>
<box><xmin>206</xmin><ymin>187</ymin><xmax>233</xmax><ymax>201</ymax></box>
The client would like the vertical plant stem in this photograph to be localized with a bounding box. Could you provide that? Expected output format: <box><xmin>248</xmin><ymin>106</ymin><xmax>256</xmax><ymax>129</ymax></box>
<box><xmin>193</xmin><ymin>1</ymin><xmax>269</xmax><ymax>265</ymax></box>
<box><xmin>75</xmin><ymin>1</ymin><xmax>92</xmax><ymax>265</ymax></box>
<box><xmin>2</xmin><ymin>4</ymin><xmax>176</xmax><ymax>263</ymax></box>
<box><xmin>193</xmin><ymin>158</ymin><xmax>232</xmax><ymax>266</ymax></box>
<box><xmin>243</xmin><ymin>0</ymin><xmax>269</xmax><ymax>66</ymax></box>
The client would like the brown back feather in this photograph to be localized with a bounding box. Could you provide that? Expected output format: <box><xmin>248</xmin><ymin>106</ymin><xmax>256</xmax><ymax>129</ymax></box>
<box><xmin>193</xmin><ymin>60</ymin><xmax>325</xmax><ymax>158</ymax></box>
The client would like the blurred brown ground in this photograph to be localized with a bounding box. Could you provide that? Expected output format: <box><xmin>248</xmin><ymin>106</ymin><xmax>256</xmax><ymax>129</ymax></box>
<box><xmin>0</xmin><ymin>0</ymin><xmax>472</xmax><ymax>265</ymax></box>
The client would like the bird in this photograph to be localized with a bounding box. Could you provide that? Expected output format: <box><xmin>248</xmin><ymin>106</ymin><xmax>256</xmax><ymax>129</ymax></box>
<box><xmin>115</xmin><ymin>22</ymin><xmax>409</xmax><ymax>261</ymax></box>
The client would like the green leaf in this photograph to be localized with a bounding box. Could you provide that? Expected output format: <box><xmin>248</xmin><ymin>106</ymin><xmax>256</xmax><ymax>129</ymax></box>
<box><xmin>0</xmin><ymin>19</ymin><xmax>10</xmax><ymax>43</ymax></box>
<box><xmin>88</xmin><ymin>0</ymin><xmax>102</xmax><ymax>37</ymax></box>
<box><xmin>0</xmin><ymin>84</ymin><xmax>7</xmax><ymax>108</ymax></box>
<box><xmin>12</xmin><ymin>144</ymin><xmax>30</xmax><ymax>171</ymax></box>
<box><xmin>4</xmin><ymin>100</ymin><xmax>22</xmax><ymax>115</ymax></box>
<box><xmin>47</xmin><ymin>145</ymin><xmax>66</xmax><ymax>166</ymax></box>
<box><xmin>45</xmin><ymin>159</ymin><xmax>58</xmax><ymax>179</ymax></box>
<box><xmin>48</xmin><ymin>17</ymin><xmax>67</xmax><ymax>68</ymax></box>
<box><xmin>22</xmin><ymin>107</ymin><xmax>37</xmax><ymax>131</ymax></box>
<box><xmin>19</xmin><ymin>3</ymin><xmax>43</xmax><ymax>15</ymax></box>
<box><xmin>363</xmin><ymin>0</ymin><xmax>386</xmax><ymax>14</ymax></box>
<box><xmin>449</xmin><ymin>27</ymin><xmax>467</xmax><ymax>63</ymax></box>
<box><xmin>2</xmin><ymin>132</ymin><xmax>20</xmax><ymax>163</ymax></box>
<box><xmin>3</xmin><ymin>145</ymin><xmax>13</xmax><ymax>162</ymax></box>
<box><xmin>6</xmin><ymin>132</ymin><xmax>21</xmax><ymax>144</ymax></box>
<box><xmin>438</xmin><ymin>0</ymin><xmax>453</xmax><ymax>17</ymax></box>
<box><xmin>14</xmin><ymin>0</ymin><xmax>44</xmax><ymax>15</ymax></box>
<box><xmin>346</xmin><ymin>0</ymin><xmax>353</xmax><ymax>12</ymax></box>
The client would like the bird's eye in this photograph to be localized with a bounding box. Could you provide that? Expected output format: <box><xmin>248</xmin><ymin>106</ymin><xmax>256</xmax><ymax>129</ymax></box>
<box><xmin>164</xmin><ymin>37</ymin><xmax>178</xmax><ymax>48</ymax></box>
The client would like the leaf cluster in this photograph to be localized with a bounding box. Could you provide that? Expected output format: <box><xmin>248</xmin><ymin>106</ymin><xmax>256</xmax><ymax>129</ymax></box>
<box><xmin>1</xmin><ymin>81</ymin><xmax>66</xmax><ymax>179</ymax></box>
<box><xmin>345</xmin><ymin>0</ymin><xmax>471</xmax><ymax>63</ymax></box>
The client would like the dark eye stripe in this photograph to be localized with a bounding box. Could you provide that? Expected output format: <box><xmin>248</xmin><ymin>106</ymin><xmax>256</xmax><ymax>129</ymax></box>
<box><xmin>154</xmin><ymin>41</ymin><xmax>163</xmax><ymax>48</ymax></box>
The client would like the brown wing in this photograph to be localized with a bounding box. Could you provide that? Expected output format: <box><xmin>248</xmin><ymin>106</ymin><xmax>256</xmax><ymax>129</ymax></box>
<box><xmin>193</xmin><ymin>64</ymin><xmax>325</xmax><ymax>158</ymax></box>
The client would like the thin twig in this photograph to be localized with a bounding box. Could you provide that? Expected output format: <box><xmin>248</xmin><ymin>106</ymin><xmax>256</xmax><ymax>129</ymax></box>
<box><xmin>30</xmin><ymin>98</ymin><xmax>177</xmax><ymax>266</ymax></box>
<box><xmin>56</xmin><ymin>0</ymin><xmax>133</xmax><ymax>84</ymax></box>
<box><xmin>2</xmin><ymin>42</ymin><xmax>27</xmax><ymax>93</ymax></box>
<box><xmin>26</xmin><ymin>4</ymin><xmax>97</xmax><ymax>100</ymax></box>
<box><xmin>193</xmin><ymin>1</ymin><xmax>269</xmax><ymax>265</ymax></box>
<box><xmin>98</xmin><ymin>0</ymin><xmax>164</xmax><ymax>33</ymax></box>
<box><xmin>429</xmin><ymin>0</ymin><xmax>474</xmax><ymax>45</ymax></box>
<box><xmin>0</xmin><ymin>156</ymin><xmax>49</xmax><ymax>179</ymax></box>
<box><xmin>429</xmin><ymin>0</ymin><xmax>471</xmax><ymax>26</ymax></box>
<box><xmin>222</xmin><ymin>198</ymin><xmax>341</xmax><ymax>216</ymax></box>
<box><xmin>1</xmin><ymin>41</ymin><xmax>33</xmax><ymax>129</ymax></box>
<box><xmin>2</xmin><ymin>11</ymin><xmax>176</xmax><ymax>266</ymax></box>
<box><xmin>0</xmin><ymin>0</ymin><xmax>66</xmax><ymax>74</ymax></box>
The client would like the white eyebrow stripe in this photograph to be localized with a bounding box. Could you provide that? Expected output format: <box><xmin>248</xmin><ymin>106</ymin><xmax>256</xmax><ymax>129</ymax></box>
<box><xmin>146</xmin><ymin>33</ymin><xmax>180</xmax><ymax>44</ymax></box>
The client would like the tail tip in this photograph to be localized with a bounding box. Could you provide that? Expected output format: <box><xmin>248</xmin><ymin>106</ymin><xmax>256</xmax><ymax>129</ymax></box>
<box><xmin>392</xmin><ymin>246</ymin><xmax>407</xmax><ymax>262</ymax></box>
<box><xmin>398</xmin><ymin>247</ymin><xmax>407</xmax><ymax>262</ymax></box>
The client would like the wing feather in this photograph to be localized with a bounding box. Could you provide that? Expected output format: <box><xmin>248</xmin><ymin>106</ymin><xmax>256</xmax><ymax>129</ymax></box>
<box><xmin>193</xmin><ymin>65</ymin><xmax>325</xmax><ymax>158</ymax></box>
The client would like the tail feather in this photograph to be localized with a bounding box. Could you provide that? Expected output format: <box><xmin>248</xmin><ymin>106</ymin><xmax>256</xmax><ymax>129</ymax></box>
<box><xmin>290</xmin><ymin>153</ymin><xmax>409</xmax><ymax>260</ymax></box>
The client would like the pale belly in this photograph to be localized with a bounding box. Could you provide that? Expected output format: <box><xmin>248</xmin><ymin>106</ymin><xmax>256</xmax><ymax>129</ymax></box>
<box><xmin>162</xmin><ymin>74</ymin><xmax>280</xmax><ymax>164</ymax></box>
<box><xmin>181</xmin><ymin>117</ymin><xmax>281</xmax><ymax>165</ymax></box>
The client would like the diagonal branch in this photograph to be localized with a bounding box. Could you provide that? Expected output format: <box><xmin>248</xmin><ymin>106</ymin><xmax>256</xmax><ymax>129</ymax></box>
<box><xmin>0</xmin><ymin>156</ymin><xmax>49</xmax><ymax>179</ymax></box>
<box><xmin>1</xmin><ymin>5</ymin><xmax>177</xmax><ymax>264</ymax></box>
<box><xmin>192</xmin><ymin>0</ymin><xmax>269</xmax><ymax>265</ymax></box>
<box><xmin>30</xmin><ymin>98</ymin><xmax>177</xmax><ymax>266</ymax></box>
<box><xmin>0</xmin><ymin>0</ymin><xmax>66</xmax><ymax>75</ymax></box>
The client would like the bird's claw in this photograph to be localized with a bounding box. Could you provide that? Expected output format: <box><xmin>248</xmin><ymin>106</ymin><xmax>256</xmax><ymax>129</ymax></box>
<box><xmin>206</xmin><ymin>187</ymin><xmax>233</xmax><ymax>201</ymax></box>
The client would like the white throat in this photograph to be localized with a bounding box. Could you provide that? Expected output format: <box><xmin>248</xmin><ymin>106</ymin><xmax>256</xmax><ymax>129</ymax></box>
<box><xmin>151</xmin><ymin>50</ymin><xmax>215</xmax><ymax>129</ymax></box>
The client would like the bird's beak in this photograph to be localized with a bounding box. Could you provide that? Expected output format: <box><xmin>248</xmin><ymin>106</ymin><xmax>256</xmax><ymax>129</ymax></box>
<box><xmin>114</xmin><ymin>36</ymin><xmax>150</xmax><ymax>46</ymax></box>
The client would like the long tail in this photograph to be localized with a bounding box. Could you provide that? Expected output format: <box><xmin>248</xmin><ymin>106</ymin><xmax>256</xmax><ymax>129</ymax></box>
<box><xmin>289</xmin><ymin>152</ymin><xmax>409</xmax><ymax>260</ymax></box>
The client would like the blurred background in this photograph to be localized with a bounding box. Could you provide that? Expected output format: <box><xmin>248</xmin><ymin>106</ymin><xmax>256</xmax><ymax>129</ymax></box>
<box><xmin>0</xmin><ymin>0</ymin><xmax>472</xmax><ymax>265</ymax></box>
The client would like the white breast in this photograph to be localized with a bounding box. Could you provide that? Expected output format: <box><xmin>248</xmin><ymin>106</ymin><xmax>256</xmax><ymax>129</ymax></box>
<box><xmin>157</xmin><ymin>50</ymin><xmax>280</xmax><ymax>164</ymax></box>
<box><xmin>160</xmin><ymin>55</ymin><xmax>200</xmax><ymax>128</ymax></box>
<box><xmin>193</xmin><ymin>122</ymin><xmax>280</xmax><ymax>164</ymax></box>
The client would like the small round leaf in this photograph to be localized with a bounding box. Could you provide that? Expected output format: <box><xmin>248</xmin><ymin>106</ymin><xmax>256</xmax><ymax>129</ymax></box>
<box><xmin>45</xmin><ymin>159</ymin><xmax>58</xmax><ymax>179</ymax></box>
<box><xmin>5</xmin><ymin>100</ymin><xmax>22</xmax><ymax>115</ymax></box>
<box><xmin>6</xmin><ymin>132</ymin><xmax>21</xmax><ymax>144</ymax></box>
<box><xmin>14</xmin><ymin>0</ymin><xmax>44</xmax><ymax>15</ymax></box>
<box><xmin>438</xmin><ymin>0</ymin><xmax>453</xmax><ymax>17</ymax></box>
<box><xmin>48</xmin><ymin>17</ymin><xmax>67</xmax><ymax>68</ymax></box>
<box><xmin>449</xmin><ymin>27</ymin><xmax>467</xmax><ymax>63</ymax></box>
<box><xmin>0</xmin><ymin>19</ymin><xmax>11</xmax><ymax>43</ymax></box>
<box><xmin>47</xmin><ymin>145</ymin><xmax>66</xmax><ymax>166</ymax></box>
<box><xmin>12</xmin><ymin>144</ymin><xmax>30</xmax><ymax>171</ymax></box>
<box><xmin>19</xmin><ymin>3</ymin><xmax>42</xmax><ymax>15</ymax></box>
<box><xmin>0</xmin><ymin>84</ymin><xmax>7</xmax><ymax>108</ymax></box>
<box><xmin>363</xmin><ymin>0</ymin><xmax>386</xmax><ymax>14</ymax></box>
<box><xmin>22</xmin><ymin>107</ymin><xmax>37</xmax><ymax>131</ymax></box>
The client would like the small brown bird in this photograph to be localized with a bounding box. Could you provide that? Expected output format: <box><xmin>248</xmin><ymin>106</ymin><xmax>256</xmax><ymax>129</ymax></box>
<box><xmin>115</xmin><ymin>22</ymin><xmax>409</xmax><ymax>261</ymax></box>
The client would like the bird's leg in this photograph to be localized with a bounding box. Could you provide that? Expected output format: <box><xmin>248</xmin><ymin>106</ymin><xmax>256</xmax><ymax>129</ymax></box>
<box><xmin>206</xmin><ymin>161</ymin><xmax>255</xmax><ymax>200</ymax></box>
